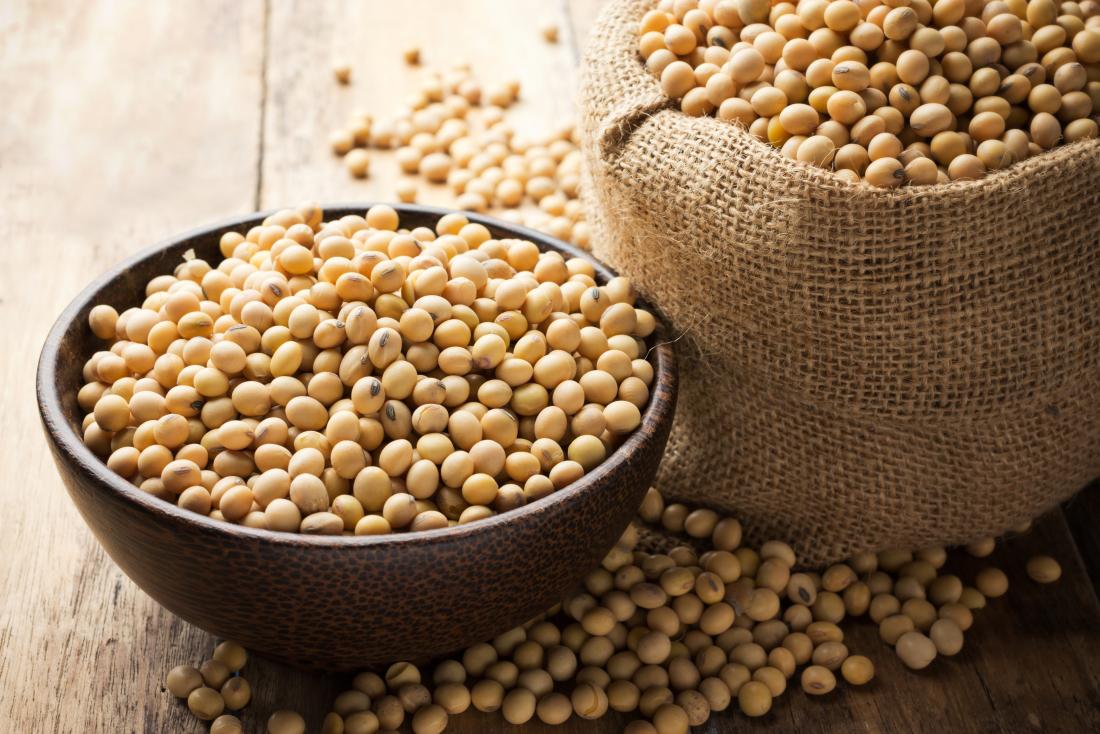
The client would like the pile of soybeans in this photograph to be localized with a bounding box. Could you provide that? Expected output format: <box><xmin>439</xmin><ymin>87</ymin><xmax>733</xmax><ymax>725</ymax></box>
<box><xmin>79</xmin><ymin>205</ymin><xmax>654</xmax><ymax>536</ymax></box>
<box><xmin>327</xmin><ymin>61</ymin><xmax>591</xmax><ymax>248</ymax></box>
<box><xmin>639</xmin><ymin>0</ymin><xmax>1100</xmax><ymax>185</ymax></box>
<box><xmin>165</xmin><ymin>487</ymin><xmax>1063</xmax><ymax>734</ymax></box>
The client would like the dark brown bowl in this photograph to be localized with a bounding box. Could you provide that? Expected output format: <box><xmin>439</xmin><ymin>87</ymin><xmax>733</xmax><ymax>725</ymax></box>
<box><xmin>36</xmin><ymin>204</ymin><xmax>677</xmax><ymax>670</ymax></box>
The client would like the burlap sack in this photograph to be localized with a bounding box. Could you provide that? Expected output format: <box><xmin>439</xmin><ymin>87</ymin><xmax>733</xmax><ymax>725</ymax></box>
<box><xmin>580</xmin><ymin>0</ymin><xmax>1100</xmax><ymax>566</ymax></box>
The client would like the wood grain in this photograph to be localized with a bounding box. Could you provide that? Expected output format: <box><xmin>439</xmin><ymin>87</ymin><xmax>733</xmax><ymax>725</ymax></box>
<box><xmin>5</xmin><ymin>0</ymin><xmax>1100</xmax><ymax>731</ymax></box>
<box><xmin>260</xmin><ymin>0</ymin><xmax>580</xmax><ymax>210</ymax></box>
<box><xmin>0</xmin><ymin>1</ymin><xmax>265</xmax><ymax>732</ymax></box>
<box><xmin>567</xmin><ymin>0</ymin><xmax>609</xmax><ymax>57</ymax></box>
<box><xmin>1064</xmin><ymin>481</ymin><xmax>1100</xmax><ymax>592</ymax></box>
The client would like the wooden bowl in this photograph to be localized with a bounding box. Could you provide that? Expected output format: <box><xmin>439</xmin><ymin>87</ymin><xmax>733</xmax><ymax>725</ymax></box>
<box><xmin>36</xmin><ymin>204</ymin><xmax>677</xmax><ymax>670</ymax></box>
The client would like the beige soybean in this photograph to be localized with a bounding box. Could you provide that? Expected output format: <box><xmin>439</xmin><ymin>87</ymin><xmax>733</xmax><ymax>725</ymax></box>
<box><xmin>188</xmin><ymin>687</ymin><xmax>226</xmax><ymax>721</ymax></box>
<box><xmin>1026</xmin><ymin>556</ymin><xmax>1062</xmax><ymax>583</ymax></box>
<box><xmin>220</xmin><ymin>677</ymin><xmax>251</xmax><ymax>710</ymax></box>
<box><xmin>975</xmin><ymin>568</ymin><xmax>1009</xmax><ymax>598</ymax></box>
<box><xmin>167</xmin><ymin>665</ymin><xmax>204</xmax><ymax>698</ymax></box>
<box><xmin>737</xmin><ymin>680</ymin><xmax>773</xmax><ymax>717</ymax></box>
<box><xmin>840</xmin><ymin>655</ymin><xmax>875</xmax><ymax>685</ymax></box>
<box><xmin>211</xmin><ymin>715</ymin><xmax>243</xmax><ymax>734</ymax></box>
<box><xmin>267</xmin><ymin>710</ymin><xmax>306</xmax><ymax>734</ymax></box>
<box><xmin>930</xmin><ymin>618</ymin><xmax>965</xmax><ymax>656</ymax></box>
<box><xmin>896</xmin><ymin>631</ymin><xmax>938</xmax><ymax>670</ymax></box>
<box><xmin>800</xmin><ymin>665</ymin><xmax>837</xmax><ymax>695</ymax></box>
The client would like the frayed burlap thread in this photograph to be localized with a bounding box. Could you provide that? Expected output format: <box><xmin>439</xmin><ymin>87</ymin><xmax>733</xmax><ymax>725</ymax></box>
<box><xmin>580</xmin><ymin>0</ymin><xmax>1100</xmax><ymax>566</ymax></box>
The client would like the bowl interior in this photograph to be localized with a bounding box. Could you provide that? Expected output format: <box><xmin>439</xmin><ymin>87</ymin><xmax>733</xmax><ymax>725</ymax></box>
<box><xmin>38</xmin><ymin>203</ymin><xmax>678</xmax><ymax>550</ymax></box>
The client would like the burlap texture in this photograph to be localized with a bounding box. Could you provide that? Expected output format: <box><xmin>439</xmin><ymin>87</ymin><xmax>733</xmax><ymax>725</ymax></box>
<box><xmin>580</xmin><ymin>0</ymin><xmax>1100</xmax><ymax>566</ymax></box>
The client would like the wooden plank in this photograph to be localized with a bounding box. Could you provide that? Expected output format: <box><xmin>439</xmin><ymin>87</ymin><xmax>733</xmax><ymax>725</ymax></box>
<box><xmin>566</xmin><ymin>0</ymin><xmax>609</xmax><ymax>59</ymax></box>
<box><xmin>6</xmin><ymin>0</ymin><xmax>1100</xmax><ymax>731</ymax></box>
<box><xmin>1063</xmin><ymin>483</ymin><xmax>1100</xmax><ymax>592</ymax></box>
<box><xmin>0</xmin><ymin>1</ymin><xmax>265</xmax><ymax>732</ymax></box>
<box><xmin>260</xmin><ymin>0</ymin><xmax>580</xmax><ymax>210</ymax></box>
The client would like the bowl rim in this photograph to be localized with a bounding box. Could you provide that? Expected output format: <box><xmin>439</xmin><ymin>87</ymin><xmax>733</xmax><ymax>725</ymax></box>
<box><xmin>37</xmin><ymin>202</ymin><xmax>677</xmax><ymax>550</ymax></box>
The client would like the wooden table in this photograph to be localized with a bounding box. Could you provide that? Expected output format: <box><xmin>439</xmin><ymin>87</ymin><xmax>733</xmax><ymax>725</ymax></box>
<box><xmin>2</xmin><ymin>1</ymin><xmax>1099</xmax><ymax>732</ymax></box>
